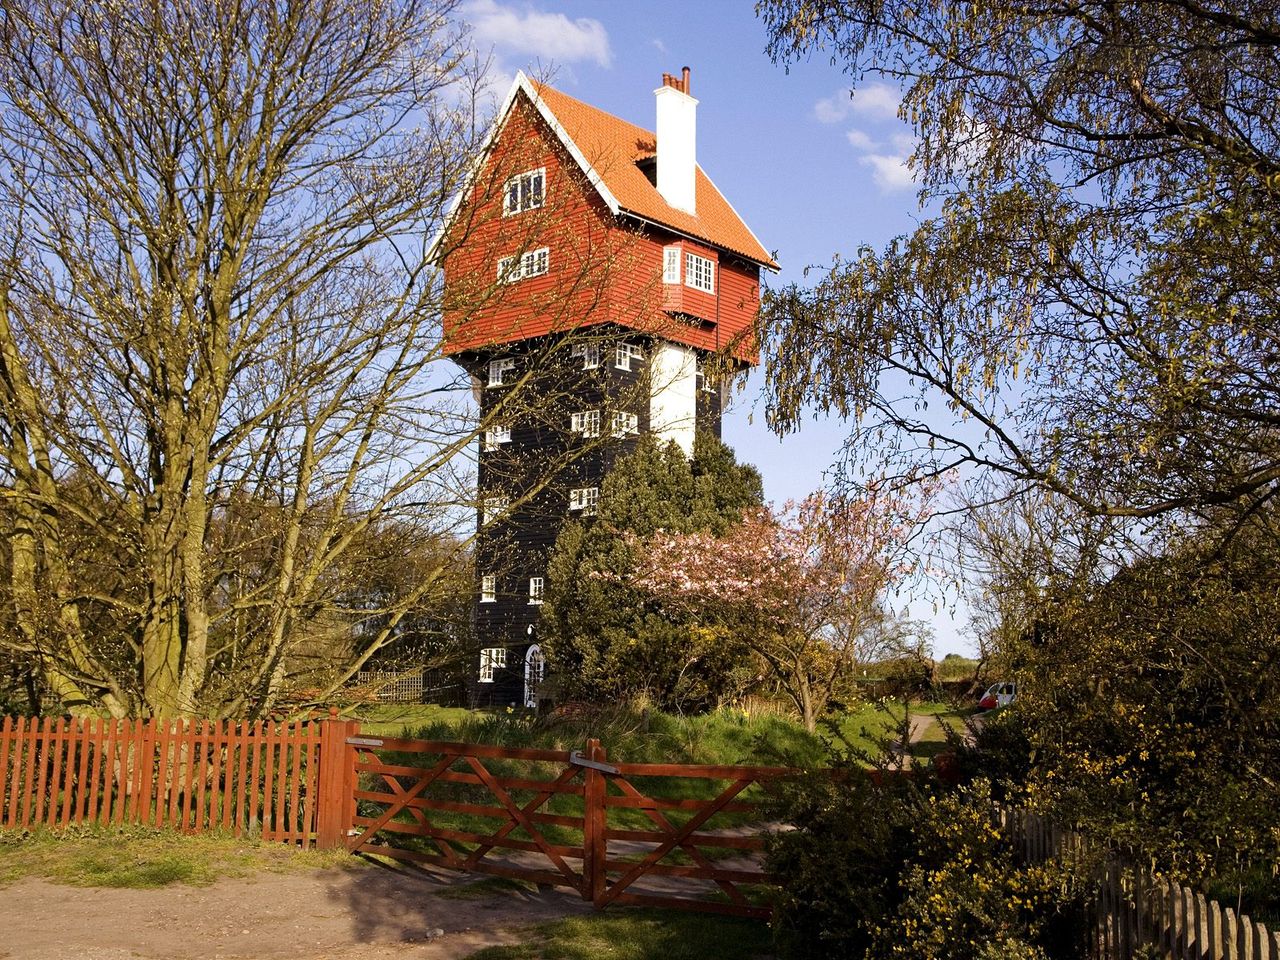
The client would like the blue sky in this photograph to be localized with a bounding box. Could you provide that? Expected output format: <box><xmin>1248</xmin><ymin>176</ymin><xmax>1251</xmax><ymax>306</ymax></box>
<box><xmin>460</xmin><ymin>1</ymin><xmax>972</xmax><ymax>654</ymax></box>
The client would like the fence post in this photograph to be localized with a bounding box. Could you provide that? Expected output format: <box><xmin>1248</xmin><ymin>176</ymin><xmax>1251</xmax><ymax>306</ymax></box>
<box><xmin>582</xmin><ymin>737</ymin><xmax>607</xmax><ymax>907</ymax></box>
<box><xmin>316</xmin><ymin>708</ymin><xmax>357</xmax><ymax>850</ymax></box>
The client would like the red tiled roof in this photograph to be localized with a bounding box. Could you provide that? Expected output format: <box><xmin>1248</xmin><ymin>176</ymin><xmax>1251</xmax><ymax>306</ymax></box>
<box><xmin>531</xmin><ymin>81</ymin><xmax>777</xmax><ymax>269</ymax></box>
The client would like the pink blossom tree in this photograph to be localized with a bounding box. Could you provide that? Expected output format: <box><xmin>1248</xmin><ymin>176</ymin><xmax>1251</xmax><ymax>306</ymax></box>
<box><xmin>630</xmin><ymin>488</ymin><xmax>927</xmax><ymax>731</ymax></box>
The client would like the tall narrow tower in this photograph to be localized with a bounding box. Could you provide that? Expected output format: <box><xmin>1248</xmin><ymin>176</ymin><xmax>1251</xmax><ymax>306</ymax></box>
<box><xmin>440</xmin><ymin>70</ymin><xmax>776</xmax><ymax>707</ymax></box>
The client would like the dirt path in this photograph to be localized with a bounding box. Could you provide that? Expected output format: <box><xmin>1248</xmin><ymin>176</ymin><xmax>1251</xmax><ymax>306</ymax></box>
<box><xmin>0</xmin><ymin>861</ymin><xmax>592</xmax><ymax>960</ymax></box>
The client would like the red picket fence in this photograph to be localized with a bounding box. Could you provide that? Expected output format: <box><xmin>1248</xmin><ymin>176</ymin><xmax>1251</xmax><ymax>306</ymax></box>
<box><xmin>0</xmin><ymin>714</ymin><xmax>786</xmax><ymax>917</ymax></box>
<box><xmin>0</xmin><ymin>713</ymin><xmax>356</xmax><ymax>847</ymax></box>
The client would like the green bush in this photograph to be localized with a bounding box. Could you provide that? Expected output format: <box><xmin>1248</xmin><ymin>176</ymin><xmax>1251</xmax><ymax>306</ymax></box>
<box><xmin>540</xmin><ymin>433</ymin><xmax>763</xmax><ymax>711</ymax></box>
<box><xmin>766</xmin><ymin>749</ymin><xmax>1092</xmax><ymax>960</ymax></box>
<box><xmin>999</xmin><ymin>526</ymin><xmax>1280</xmax><ymax>901</ymax></box>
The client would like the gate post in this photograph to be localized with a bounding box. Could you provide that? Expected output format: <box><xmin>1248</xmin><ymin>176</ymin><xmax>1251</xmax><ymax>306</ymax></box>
<box><xmin>316</xmin><ymin>708</ymin><xmax>359</xmax><ymax>850</ymax></box>
<box><xmin>582</xmin><ymin>738</ymin><xmax>607</xmax><ymax>906</ymax></box>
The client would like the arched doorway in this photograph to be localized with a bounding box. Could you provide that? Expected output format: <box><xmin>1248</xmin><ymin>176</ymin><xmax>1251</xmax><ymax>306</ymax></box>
<box><xmin>524</xmin><ymin>644</ymin><xmax>545</xmax><ymax>709</ymax></box>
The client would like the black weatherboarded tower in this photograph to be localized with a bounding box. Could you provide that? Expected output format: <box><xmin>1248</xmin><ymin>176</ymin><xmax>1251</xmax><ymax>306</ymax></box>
<box><xmin>439</xmin><ymin>70</ymin><xmax>775</xmax><ymax>707</ymax></box>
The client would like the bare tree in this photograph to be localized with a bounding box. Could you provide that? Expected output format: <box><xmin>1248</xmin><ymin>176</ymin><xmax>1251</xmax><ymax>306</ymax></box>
<box><xmin>0</xmin><ymin>0</ymin><xmax>643</xmax><ymax>718</ymax></box>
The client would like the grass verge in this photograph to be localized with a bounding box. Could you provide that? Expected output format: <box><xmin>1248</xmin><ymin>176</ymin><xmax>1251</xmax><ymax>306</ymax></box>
<box><xmin>462</xmin><ymin>908</ymin><xmax>773</xmax><ymax>960</ymax></box>
<box><xmin>0</xmin><ymin>825</ymin><xmax>359</xmax><ymax>889</ymax></box>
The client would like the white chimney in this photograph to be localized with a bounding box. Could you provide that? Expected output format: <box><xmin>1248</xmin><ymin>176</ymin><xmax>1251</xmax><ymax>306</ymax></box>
<box><xmin>654</xmin><ymin>67</ymin><xmax>697</xmax><ymax>215</ymax></box>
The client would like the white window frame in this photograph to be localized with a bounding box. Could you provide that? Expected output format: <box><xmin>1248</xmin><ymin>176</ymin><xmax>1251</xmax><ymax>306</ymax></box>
<box><xmin>615</xmin><ymin>343</ymin><xmax>643</xmax><ymax>372</ymax></box>
<box><xmin>482</xmin><ymin>495</ymin><xmax>509</xmax><ymax>525</ymax></box>
<box><xmin>571</xmin><ymin>342</ymin><xmax>602</xmax><ymax>370</ymax></box>
<box><xmin>480</xmin><ymin>575</ymin><xmax>496</xmax><ymax>603</ymax></box>
<box><xmin>570</xmin><ymin>409</ymin><xmax>599</xmax><ymax>440</ymax></box>
<box><xmin>503</xmin><ymin>167</ymin><xmax>545</xmax><ymax>216</ymax></box>
<box><xmin>483</xmin><ymin>425</ymin><xmax>512</xmax><ymax>451</ymax></box>
<box><xmin>570</xmin><ymin>409</ymin><xmax>601</xmax><ymax>438</ymax></box>
<box><xmin>479</xmin><ymin>647</ymin><xmax>507</xmax><ymax>682</ymax></box>
<box><xmin>611</xmin><ymin>411</ymin><xmax>639</xmax><ymax>438</ymax></box>
<box><xmin>487</xmin><ymin>358</ymin><xmax>515</xmax><ymax>387</ymax></box>
<box><xmin>528</xmin><ymin>576</ymin><xmax>544</xmax><ymax>605</ymax></box>
<box><xmin>684</xmin><ymin>252</ymin><xmax>715</xmax><ymax>294</ymax></box>
<box><xmin>569</xmin><ymin>487</ymin><xmax>599</xmax><ymax>515</ymax></box>
<box><xmin>498</xmin><ymin>247</ymin><xmax>549</xmax><ymax>284</ymax></box>
<box><xmin>522</xmin><ymin>247</ymin><xmax>549</xmax><ymax>278</ymax></box>
<box><xmin>662</xmin><ymin>245</ymin><xmax>681</xmax><ymax>284</ymax></box>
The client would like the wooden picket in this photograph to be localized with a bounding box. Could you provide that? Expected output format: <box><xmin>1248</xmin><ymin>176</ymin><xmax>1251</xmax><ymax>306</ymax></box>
<box><xmin>1009</xmin><ymin>807</ymin><xmax>1280</xmax><ymax>960</ymax></box>
<box><xmin>0</xmin><ymin>714</ymin><xmax>340</xmax><ymax>847</ymax></box>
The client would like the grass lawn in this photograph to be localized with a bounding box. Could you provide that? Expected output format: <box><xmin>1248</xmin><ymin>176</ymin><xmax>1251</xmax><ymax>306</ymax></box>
<box><xmin>462</xmin><ymin>908</ymin><xmax>773</xmax><ymax>960</ymax></box>
<box><xmin>354</xmin><ymin>703</ymin><xmax>477</xmax><ymax>737</ymax></box>
<box><xmin>0</xmin><ymin>825</ymin><xmax>356</xmax><ymax>888</ymax></box>
<box><xmin>348</xmin><ymin>698</ymin><xmax>957</xmax><ymax>765</ymax></box>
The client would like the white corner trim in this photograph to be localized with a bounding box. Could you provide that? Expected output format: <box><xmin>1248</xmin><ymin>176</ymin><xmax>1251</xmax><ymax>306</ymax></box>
<box><xmin>648</xmin><ymin>341</ymin><xmax>698</xmax><ymax>458</ymax></box>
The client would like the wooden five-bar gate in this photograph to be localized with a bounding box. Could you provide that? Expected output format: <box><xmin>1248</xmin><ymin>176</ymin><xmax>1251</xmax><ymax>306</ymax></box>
<box><xmin>345</xmin><ymin>732</ymin><xmax>786</xmax><ymax>917</ymax></box>
<box><xmin>0</xmin><ymin>712</ymin><xmax>787</xmax><ymax>918</ymax></box>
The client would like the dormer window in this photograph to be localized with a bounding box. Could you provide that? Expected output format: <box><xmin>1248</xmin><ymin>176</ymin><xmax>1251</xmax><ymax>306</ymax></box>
<box><xmin>685</xmin><ymin>252</ymin><xmax>715</xmax><ymax>294</ymax></box>
<box><xmin>570</xmin><ymin>409</ymin><xmax>601</xmax><ymax>438</ymax></box>
<box><xmin>497</xmin><ymin>247</ymin><xmax>549</xmax><ymax>284</ymax></box>
<box><xmin>483</xmin><ymin>425</ymin><xmax>512</xmax><ymax>450</ymax></box>
<box><xmin>504</xmin><ymin>168</ymin><xmax>545</xmax><ymax>216</ymax></box>
<box><xmin>569</xmin><ymin>487</ymin><xmax>599</xmax><ymax>515</ymax></box>
<box><xmin>611</xmin><ymin>411</ymin><xmax>639</xmax><ymax>437</ymax></box>
<box><xmin>695</xmin><ymin>366</ymin><xmax>717</xmax><ymax>394</ymax></box>
<box><xmin>482</xmin><ymin>495</ymin><xmax>509</xmax><ymax>525</ymax></box>
<box><xmin>479</xmin><ymin>647</ymin><xmax>506</xmax><ymax>682</ymax></box>
<box><xmin>571</xmin><ymin>342</ymin><xmax>602</xmax><ymax>370</ymax></box>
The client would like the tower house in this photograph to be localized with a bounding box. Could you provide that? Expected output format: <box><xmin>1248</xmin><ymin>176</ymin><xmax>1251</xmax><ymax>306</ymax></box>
<box><xmin>440</xmin><ymin>69</ymin><xmax>776</xmax><ymax>707</ymax></box>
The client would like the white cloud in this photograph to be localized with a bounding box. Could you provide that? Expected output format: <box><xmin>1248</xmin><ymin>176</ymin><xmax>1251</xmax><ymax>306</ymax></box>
<box><xmin>861</xmin><ymin>152</ymin><xmax>916</xmax><ymax>191</ymax></box>
<box><xmin>845</xmin><ymin>127</ymin><xmax>876</xmax><ymax>151</ymax></box>
<box><xmin>814</xmin><ymin>90</ymin><xmax>853</xmax><ymax>124</ymax></box>
<box><xmin>462</xmin><ymin>0</ymin><xmax>612</xmax><ymax>68</ymax></box>
<box><xmin>813</xmin><ymin>82</ymin><xmax>903</xmax><ymax>124</ymax></box>
<box><xmin>651</xmin><ymin>38</ymin><xmax>668</xmax><ymax>55</ymax></box>
<box><xmin>889</xmin><ymin>132</ymin><xmax>916</xmax><ymax>155</ymax></box>
<box><xmin>852</xmin><ymin>83</ymin><xmax>903</xmax><ymax>120</ymax></box>
<box><xmin>840</xmin><ymin>128</ymin><xmax>918</xmax><ymax>192</ymax></box>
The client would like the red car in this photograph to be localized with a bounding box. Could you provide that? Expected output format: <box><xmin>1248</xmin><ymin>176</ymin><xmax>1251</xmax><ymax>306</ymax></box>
<box><xmin>978</xmin><ymin>681</ymin><xmax>1017</xmax><ymax>711</ymax></box>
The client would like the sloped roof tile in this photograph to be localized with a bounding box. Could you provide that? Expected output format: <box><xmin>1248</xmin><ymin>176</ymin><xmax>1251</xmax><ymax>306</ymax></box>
<box><xmin>531</xmin><ymin>81</ymin><xmax>777</xmax><ymax>269</ymax></box>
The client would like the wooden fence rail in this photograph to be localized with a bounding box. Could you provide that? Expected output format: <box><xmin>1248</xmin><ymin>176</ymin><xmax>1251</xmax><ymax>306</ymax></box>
<box><xmin>0</xmin><ymin>715</ymin><xmax>785</xmax><ymax>918</ymax></box>
<box><xmin>0</xmin><ymin>714</ymin><xmax>354</xmax><ymax>847</ymax></box>
<box><xmin>1008</xmin><ymin>808</ymin><xmax>1280</xmax><ymax>960</ymax></box>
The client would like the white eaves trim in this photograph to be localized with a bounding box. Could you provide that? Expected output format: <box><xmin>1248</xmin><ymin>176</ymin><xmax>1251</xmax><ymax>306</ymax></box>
<box><xmin>427</xmin><ymin>72</ymin><xmax>621</xmax><ymax>264</ymax></box>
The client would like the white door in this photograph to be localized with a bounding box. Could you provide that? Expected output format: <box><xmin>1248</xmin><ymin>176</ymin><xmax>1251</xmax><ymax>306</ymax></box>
<box><xmin>524</xmin><ymin>644</ymin><xmax>545</xmax><ymax>708</ymax></box>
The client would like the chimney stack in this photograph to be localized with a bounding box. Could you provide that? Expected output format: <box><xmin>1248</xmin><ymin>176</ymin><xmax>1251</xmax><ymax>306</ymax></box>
<box><xmin>654</xmin><ymin>66</ymin><xmax>697</xmax><ymax>215</ymax></box>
